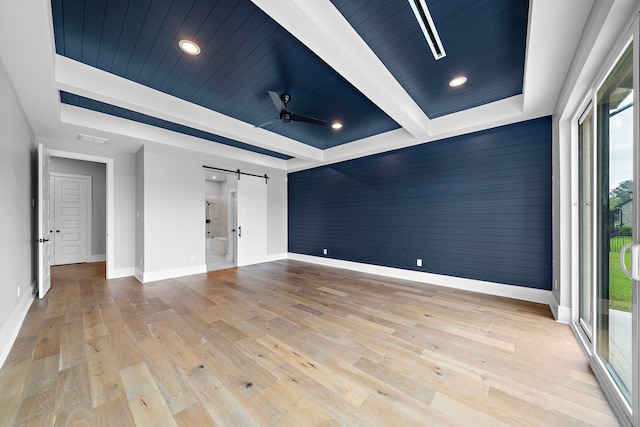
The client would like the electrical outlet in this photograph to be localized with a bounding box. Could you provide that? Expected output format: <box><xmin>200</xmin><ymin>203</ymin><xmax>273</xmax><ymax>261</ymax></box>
<box><xmin>17</xmin><ymin>285</ymin><xmax>20</xmax><ymax>298</ymax></box>
<box><xmin>190</xmin><ymin>254</ymin><xmax>196</xmax><ymax>261</ymax></box>
<box><xmin>323</xmin><ymin>248</ymin><xmax>328</xmax><ymax>255</ymax></box>
<box><xmin>417</xmin><ymin>258</ymin><xmax>423</xmax><ymax>267</ymax></box>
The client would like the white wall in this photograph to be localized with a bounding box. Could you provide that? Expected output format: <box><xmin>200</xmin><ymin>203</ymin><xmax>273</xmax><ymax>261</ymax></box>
<box><xmin>0</xmin><ymin>58</ymin><xmax>36</xmax><ymax>367</ymax></box>
<box><xmin>140</xmin><ymin>148</ymin><xmax>207</xmax><ymax>280</ymax></box>
<box><xmin>112</xmin><ymin>152</ymin><xmax>136</xmax><ymax>275</ymax></box>
<box><xmin>205</xmin><ymin>179</ymin><xmax>223</xmax><ymax>196</ymax></box>
<box><xmin>136</xmin><ymin>147</ymin><xmax>288</xmax><ymax>281</ymax></box>
<box><xmin>267</xmin><ymin>173</ymin><xmax>288</xmax><ymax>256</ymax></box>
<box><xmin>135</xmin><ymin>147</ymin><xmax>145</xmax><ymax>280</ymax></box>
<box><xmin>50</xmin><ymin>157</ymin><xmax>106</xmax><ymax>257</ymax></box>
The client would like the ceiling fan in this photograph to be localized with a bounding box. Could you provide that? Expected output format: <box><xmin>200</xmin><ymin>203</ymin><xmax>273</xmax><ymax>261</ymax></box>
<box><xmin>257</xmin><ymin>91</ymin><xmax>327</xmax><ymax>128</ymax></box>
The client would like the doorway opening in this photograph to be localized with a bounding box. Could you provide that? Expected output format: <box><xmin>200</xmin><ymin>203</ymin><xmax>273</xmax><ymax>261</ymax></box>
<box><xmin>47</xmin><ymin>149</ymin><xmax>114</xmax><ymax>278</ymax></box>
<box><xmin>204</xmin><ymin>171</ymin><xmax>237</xmax><ymax>271</ymax></box>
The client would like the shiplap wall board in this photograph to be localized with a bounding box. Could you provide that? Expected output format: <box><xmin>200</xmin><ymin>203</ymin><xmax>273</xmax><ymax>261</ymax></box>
<box><xmin>288</xmin><ymin>116</ymin><xmax>552</xmax><ymax>290</ymax></box>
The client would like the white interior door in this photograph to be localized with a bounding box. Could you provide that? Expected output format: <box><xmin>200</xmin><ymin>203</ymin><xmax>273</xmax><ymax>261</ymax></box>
<box><xmin>53</xmin><ymin>175</ymin><xmax>87</xmax><ymax>265</ymax></box>
<box><xmin>37</xmin><ymin>143</ymin><xmax>52</xmax><ymax>299</ymax></box>
<box><xmin>237</xmin><ymin>176</ymin><xmax>267</xmax><ymax>267</ymax></box>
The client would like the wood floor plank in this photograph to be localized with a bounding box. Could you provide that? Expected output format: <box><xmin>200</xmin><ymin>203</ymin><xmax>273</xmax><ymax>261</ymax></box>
<box><xmin>184</xmin><ymin>363</ymin><xmax>260</xmax><ymax>426</ymax></box>
<box><xmin>94</xmin><ymin>390</ymin><xmax>136</xmax><ymax>427</ymax></box>
<box><xmin>173</xmin><ymin>401</ymin><xmax>217</xmax><ymax>426</ymax></box>
<box><xmin>191</xmin><ymin>342</ymin><xmax>284</xmax><ymax>425</ymax></box>
<box><xmin>0</xmin><ymin>359</ymin><xmax>30</xmax><ymax>399</ymax></box>
<box><xmin>137</xmin><ymin>337</ymin><xmax>197</xmax><ymax>415</ymax></box>
<box><xmin>21</xmin><ymin>354</ymin><xmax>59</xmax><ymax>400</ymax></box>
<box><xmin>33</xmin><ymin>316</ymin><xmax>63</xmax><ymax>361</ymax></box>
<box><xmin>0</xmin><ymin>260</ymin><xmax>620</xmax><ymax>426</ymax></box>
<box><xmin>0</xmin><ymin>393</ymin><xmax>23</xmax><ymax>426</ymax></box>
<box><xmin>120</xmin><ymin>362</ymin><xmax>177</xmax><ymax>427</ymax></box>
<box><xmin>82</xmin><ymin>304</ymin><xmax>108</xmax><ymax>340</ymax></box>
<box><xmin>58</xmin><ymin>313</ymin><xmax>86</xmax><ymax>370</ymax></box>
<box><xmin>261</xmin><ymin>379</ymin><xmax>332</xmax><ymax>426</ymax></box>
<box><xmin>256</xmin><ymin>334</ymin><xmax>371</xmax><ymax>407</ymax></box>
<box><xmin>86</xmin><ymin>335</ymin><xmax>124</xmax><ymax>408</ymax></box>
<box><xmin>53</xmin><ymin>364</ymin><xmax>94</xmax><ymax>427</ymax></box>
<box><xmin>12</xmin><ymin>388</ymin><xmax>57</xmax><ymax>427</ymax></box>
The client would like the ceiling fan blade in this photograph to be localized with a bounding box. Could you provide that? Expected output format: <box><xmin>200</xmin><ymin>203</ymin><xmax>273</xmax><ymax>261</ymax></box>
<box><xmin>291</xmin><ymin>113</ymin><xmax>327</xmax><ymax>126</ymax></box>
<box><xmin>255</xmin><ymin>118</ymin><xmax>280</xmax><ymax>128</ymax></box>
<box><xmin>268</xmin><ymin>91</ymin><xmax>286</xmax><ymax>112</ymax></box>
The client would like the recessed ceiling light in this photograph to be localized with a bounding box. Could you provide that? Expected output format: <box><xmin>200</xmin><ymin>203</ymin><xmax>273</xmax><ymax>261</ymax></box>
<box><xmin>449</xmin><ymin>76</ymin><xmax>467</xmax><ymax>87</ymax></box>
<box><xmin>179</xmin><ymin>40</ymin><xmax>201</xmax><ymax>55</ymax></box>
<box><xmin>331</xmin><ymin>122</ymin><xmax>343</xmax><ymax>129</ymax></box>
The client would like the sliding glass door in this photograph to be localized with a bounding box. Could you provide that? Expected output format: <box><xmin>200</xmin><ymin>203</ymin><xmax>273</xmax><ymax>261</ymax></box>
<box><xmin>578</xmin><ymin>40</ymin><xmax>637</xmax><ymax>425</ymax></box>
<box><xmin>597</xmin><ymin>42</ymin><xmax>634</xmax><ymax>405</ymax></box>
<box><xmin>579</xmin><ymin>106</ymin><xmax>594</xmax><ymax>340</ymax></box>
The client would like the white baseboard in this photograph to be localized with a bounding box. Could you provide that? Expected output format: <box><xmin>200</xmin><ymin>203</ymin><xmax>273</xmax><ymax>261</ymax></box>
<box><xmin>0</xmin><ymin>286</ymin><xmax>35</xmax><ymax>369</ymax></box>
<box><xmin>87</xmin><ymin>253</ymin><xmax>106</xmax><ymax>262</ymax></box>
<box><xmin>139</xmin><ymin>264</ymin><xmax>207</xmax><ymax>283</ymax></box>
<box><xmin>549</xmin><ymin>293</ymin><xmax>572</xmax><ymax>323</ymax></box>
<box><xmin>134</xmin><ymin>267</ymin><xmax>143</xmax><ymax>283</ymax></box>
<box><xmin>108</xmin><ymin>266</ymin><xmax>136</xmax><ymax>279</ymax></box>
<box><xmin>264</xmin><ymin>253</ymin><xmax>288</xmax><ymax>263</ymax></box>
<box><xmin>237</xmin><ymin>253</ymin><xmax>288</xmax><ymax>267</ymax></box>
<box><xmin>287</xmin><ymin>253</ymin><xmax>553</xmax><ymax>306</ymax></box>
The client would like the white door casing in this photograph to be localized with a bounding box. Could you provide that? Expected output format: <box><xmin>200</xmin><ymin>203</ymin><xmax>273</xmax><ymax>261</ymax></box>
<box><xmin>37</xmin><ymin>143</ymin><xmax>52</xmax><ymax>299</ymax></box>
<box><xmin>229</xmin><ymin>189</ymin><xmax>237</xmax><ymax>263</ymax></box>
<box><xmin>236</xmin><ymin>176</ymin><xmax>267</xmax><ymax>267</ymax></box>
<box><xmin>52</xmin><ymin>175</ymin><xmax>88</xmax><ymax>265</ymax></box>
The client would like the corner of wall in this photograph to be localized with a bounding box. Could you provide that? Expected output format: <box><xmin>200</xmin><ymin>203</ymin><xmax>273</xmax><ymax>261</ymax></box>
<box><xmin>139</xmin><ymin>264</ymin><xmax>207</xmax><ymax>283</ymax></box>
<box><xmin>549</xmin><ymin>291</ymin><xmax>572</xmax><ymax>323</ymax></box>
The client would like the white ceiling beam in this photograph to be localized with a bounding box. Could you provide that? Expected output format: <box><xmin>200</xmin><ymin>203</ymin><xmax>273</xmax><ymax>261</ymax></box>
<box><xmin>55</xmin><ymin>56</ymin><xmax>323</xmax><ymax>163</ymax></box>
<box><xmin>252</xmin><ymin>0</ymin><xmax>432</xmax><ymax>140</ymax></box>
<box><xmin>60</xmin><ymin>104</ymin><xmax>288</xmax><ymax>170</ymax></box>
<box><xmin>522</xmin><ymin>0</ymin><xmax>594</xmax><ymax>115</ymax></box>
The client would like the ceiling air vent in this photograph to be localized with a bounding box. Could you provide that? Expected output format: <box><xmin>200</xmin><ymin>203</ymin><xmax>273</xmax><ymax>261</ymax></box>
<box><xmin>408</xmin><ymin>0</ymin><xmax>446</xmax><ymax>60</ymax></box>
<box><xmin>78</xmin><ymin>133</ymin><xmax>108</xmax><ymax>144</ymax></box>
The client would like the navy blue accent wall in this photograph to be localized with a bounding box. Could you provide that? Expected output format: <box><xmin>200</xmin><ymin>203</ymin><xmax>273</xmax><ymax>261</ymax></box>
<box><xmin>288</xmin><ymin>117</ymin><xmax>552</xmax><ymax>290</ymax></box>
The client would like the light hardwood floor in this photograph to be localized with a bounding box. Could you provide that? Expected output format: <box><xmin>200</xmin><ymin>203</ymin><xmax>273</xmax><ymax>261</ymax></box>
<box><xmin>0</xmin><ymin>260</ymin><xmax>619</xmax><ymax>426</ymax></box>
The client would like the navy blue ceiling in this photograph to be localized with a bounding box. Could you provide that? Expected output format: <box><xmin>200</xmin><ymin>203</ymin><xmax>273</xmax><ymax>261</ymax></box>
<box><xmin>60</xmin><ymin>91</ymin><xmax>292</xmax><ymax>159</ymax></box>
<box><xmin>331</xmin><ymin>0</ymin><xmax>529</xmax><ymax>118</ymax></box>
<box><xmin>51</xmin><ymin>0</ymin><xmax>398</xmax><ymax>151</ymax></box>
<box><xmin>51</xmin><ymin>0</ymin><xmax>529</xmax><ymax>157</ymax></box>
